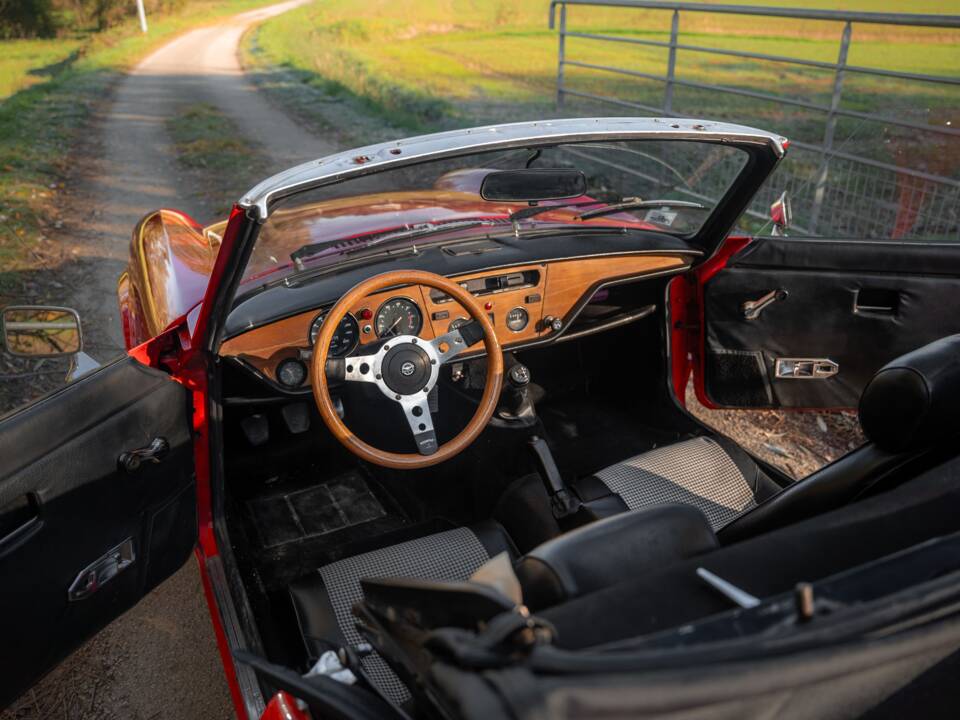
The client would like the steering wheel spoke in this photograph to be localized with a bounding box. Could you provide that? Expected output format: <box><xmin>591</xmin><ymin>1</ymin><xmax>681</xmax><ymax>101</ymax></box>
<box><xmin>342</xmin><ymin>352</ymin><xmax>379</xmax><ymax>383</ymax></box>
<box><xmin>397</xmin><ymin>395</ymin><xmax>438</xmax><ymax>455</ymax></box>
<box><xmin>430</xmin><ymin>320</ymin><xmax>483</xmax><ymax>364</ymax></box>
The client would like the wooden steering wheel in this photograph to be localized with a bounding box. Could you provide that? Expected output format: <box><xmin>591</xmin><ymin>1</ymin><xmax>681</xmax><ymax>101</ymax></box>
<box><xmin>311</xmin><ymin>270</ymin><xmax>503</xmax><ymax>469</ymax></box>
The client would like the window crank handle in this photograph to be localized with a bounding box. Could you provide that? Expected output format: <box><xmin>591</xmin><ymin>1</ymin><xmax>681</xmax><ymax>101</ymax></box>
<box><xmin>118</xmin><ymin>437</ymin><xmax>169</xmax><ymax>473</ymax></box>
<box><xmin>742</xmin><ymin>288</ymin><xmax>787</xmax><ymax>320</ymax></box>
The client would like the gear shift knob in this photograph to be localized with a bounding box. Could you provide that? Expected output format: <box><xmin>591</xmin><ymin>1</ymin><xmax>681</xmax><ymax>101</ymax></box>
<box><xmin>508</xmin><ymin>363</ymin><xmax>531</xmax><ymax>389</ymax></box>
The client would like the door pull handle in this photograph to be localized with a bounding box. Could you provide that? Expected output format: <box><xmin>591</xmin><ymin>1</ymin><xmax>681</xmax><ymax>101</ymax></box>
<box><xmin>0</xmin><ymin>493</ymin><xmax>43</xmax><ymax>557</ymax></box>
<box><xmin>742</xmin><ymin>289</ymin><xmax>787</xmax><ymax>320</ymax></box>
<box><xmin>118</xmin><ymin>437</ymin><xmax>169</xmax><ymax>473</ymax></box>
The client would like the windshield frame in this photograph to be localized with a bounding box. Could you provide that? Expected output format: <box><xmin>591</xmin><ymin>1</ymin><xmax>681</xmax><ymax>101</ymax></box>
<box><xmin>230</xmin><ymin>119</ymin><xmax>786</xmax><ymax>305</ymax></box>
<box><xmin>239</xmin><ymin>118</ymin><xmax>787</xmax><ymax>222</ymax></box>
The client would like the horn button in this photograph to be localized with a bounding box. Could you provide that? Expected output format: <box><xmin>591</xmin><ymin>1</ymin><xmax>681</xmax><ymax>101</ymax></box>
<box><xmin>382</xmin><ymin>343</ymin><xmax>432</xmax><ymax>395</ymax></box>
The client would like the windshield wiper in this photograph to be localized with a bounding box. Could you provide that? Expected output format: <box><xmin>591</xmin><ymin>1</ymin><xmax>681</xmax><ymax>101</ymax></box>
<box><xmin>289</xmin><ymin>219</ymin><xmax>500</xmax><ymax>270</ymax></box>
<box><xmin>489</xmin><ymin>224</ymin><xmax>635</xmax><ymax>241</ymax></box>
<box><xmin>576</xmin><ymin>199</ymin><xmax>707</xmax><ymax>221</ymax></box>
<box><xmin>508</xmin><ymin>200</ymin><xmax>603</xmax><ymax>222</ymax></box>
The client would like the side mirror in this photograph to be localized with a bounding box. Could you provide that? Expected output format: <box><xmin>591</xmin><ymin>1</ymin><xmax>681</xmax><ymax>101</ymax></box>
<box><xmin>769</xmin><ymin>191</ymin><xmax>792</xmax><ymax>237</ymax></box>
<box><xmin>1</xmin><ymin>306</ymin><xmax>82</xmax><ymax>357</ymax></box>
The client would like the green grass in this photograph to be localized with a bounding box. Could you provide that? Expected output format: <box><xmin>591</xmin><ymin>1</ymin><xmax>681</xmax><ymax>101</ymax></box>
<box><xmin>0</xmin><ymin>0</ymin><xmax>277</xmax><ymax>291</ymax></box>
<box><xmin>248</xmin><ymin>0</ymin><xmax>960</xmax><ymax>141</ymax></box>
<box><xmin>0</xmin><ymin>38</ymin><xmax>85</xmax><ymax>99</ymax></box>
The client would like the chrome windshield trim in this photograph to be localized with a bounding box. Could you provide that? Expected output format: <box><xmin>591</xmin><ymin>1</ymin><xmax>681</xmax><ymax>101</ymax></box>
<box><xmin>239</xmin><ymin>117</ymin><xmax>787</xmax><ymax>219</ymax></box>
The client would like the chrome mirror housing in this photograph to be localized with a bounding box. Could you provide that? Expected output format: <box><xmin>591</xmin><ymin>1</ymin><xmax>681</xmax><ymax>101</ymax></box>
<box><xmin>1</xmin><ymin>306</ymin><xmax>82</xmax><ymax>357</ymax></box>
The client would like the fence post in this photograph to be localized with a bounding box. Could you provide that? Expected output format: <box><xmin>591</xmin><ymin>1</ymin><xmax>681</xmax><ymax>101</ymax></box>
<box><xmin>556</xmin><ymin>3</ymin><xmax>568</xmax><ymax>110</ymax></box>
<box><xmin>664</xmin><ymin>10</ymin><xmax>680</xmax><ymax>115</ymax></box>
<box><xmin>809</xmin><ymin>20</ymin><xmax>852</xmax><ymax>235</ymax></box>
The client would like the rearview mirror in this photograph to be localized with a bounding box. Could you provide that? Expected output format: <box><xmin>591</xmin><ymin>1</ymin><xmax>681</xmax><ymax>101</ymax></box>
<box><xmin>1</xmin><ymin>306</ymin><xmax>82</xmax><ymax>357</ymax></box>
<box><xmin>480</xmin><ymin>169</ymin><xmax>587</xmax><ymax>202</ymax></box>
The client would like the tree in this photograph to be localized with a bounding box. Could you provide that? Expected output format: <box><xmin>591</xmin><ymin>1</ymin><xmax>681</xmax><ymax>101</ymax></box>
<box><xmin>0</xmin><ymin>0</ymin><xmax>56</xmax><ymax>39</ymax></box>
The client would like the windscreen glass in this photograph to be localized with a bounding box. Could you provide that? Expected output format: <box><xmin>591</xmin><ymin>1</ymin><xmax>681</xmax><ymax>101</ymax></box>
<box><xmin>242</xmin><ymin>140</ymin><xmax>749</xmax><ymax>289</ymax></box>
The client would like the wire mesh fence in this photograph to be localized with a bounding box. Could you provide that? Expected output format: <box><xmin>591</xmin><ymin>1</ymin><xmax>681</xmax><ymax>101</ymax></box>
<box><xmin>548</xmin><ymin>1</ymin><xmax>960</xmax><ymax>240</ymax></box>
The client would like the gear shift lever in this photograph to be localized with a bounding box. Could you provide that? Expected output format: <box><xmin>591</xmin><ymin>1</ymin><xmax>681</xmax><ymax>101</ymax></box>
<box><xmin>498</xmin><ymin>361</ymin><xmax>536</xmax><ymax>422</ymax></box>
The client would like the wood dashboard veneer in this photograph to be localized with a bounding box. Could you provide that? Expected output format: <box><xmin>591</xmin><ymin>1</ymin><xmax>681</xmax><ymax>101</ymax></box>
<box><xmin>422</xmin><ymin>263</ymin><xmax>546</xmax><ymax>346</ymax></box>
<box><xmin>541</xmin><ymin>254</ymin><xmax>687</xmax><ymax>325</ymax></box>
<box><xmin>220</xmin><ymin>254</ymin><xmax>688</xmax><ymax>386</ymax></box>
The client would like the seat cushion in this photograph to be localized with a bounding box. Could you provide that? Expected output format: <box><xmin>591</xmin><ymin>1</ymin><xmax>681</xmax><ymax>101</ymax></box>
<box><xmin>289</xmin><ymin>522</ymin><xmax>514</xmax><ymax>705</ymax></box>
<box><xmin>587</xmin><ymin>436</ymin><xmax>779</xmax><ymax>530</ymax></box>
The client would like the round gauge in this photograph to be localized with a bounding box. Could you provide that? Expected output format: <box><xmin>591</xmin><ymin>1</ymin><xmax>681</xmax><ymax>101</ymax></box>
<box><xmin>505</xmin><ymin>307</ymin><xmax>529</xmax><ymax>333</ymax></box>
<box><xmin>309</xmin><ymin>312</ymin><xmax>360</xmax><ymax>357</ymax></box>
<box><xmin>276</xmin><ymin>358</ymin><xmax>307</xmax><ymax>388</ymax></box>
<box><xmin>375</xmin><ymin>297</ymin><xmax>423</xmax><ymax>338</ymax></box>
<box><xmin>447</xmin><ymin>317</ymin><xmax>470</xmax><ymax>332</ymax></box>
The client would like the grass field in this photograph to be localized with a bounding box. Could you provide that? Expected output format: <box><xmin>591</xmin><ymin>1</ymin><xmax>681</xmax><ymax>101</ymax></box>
<box><xmin>0</xmin><ymin>0</ymin><xmax>277</xmax><ymax>291</ymax></box>
<box><xmin>249</xmin><ymin>0</ymin><xmax>960</xmax><ymax>137</ymax></box>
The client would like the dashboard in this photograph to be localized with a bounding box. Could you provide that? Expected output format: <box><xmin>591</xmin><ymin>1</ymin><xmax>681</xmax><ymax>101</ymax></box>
<box><xmin>220</xmin><ymin>253</ymin><xmax>690</xmax><ymax>392</ymax></box>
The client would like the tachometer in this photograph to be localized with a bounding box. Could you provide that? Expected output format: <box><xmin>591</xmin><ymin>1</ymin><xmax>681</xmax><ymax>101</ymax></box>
<box><xmin>309</xmin><ymin>312</ymin><xmax>360</xmax><ymax>357</ymax></box>
<box><xmin>375</xmin><ymin>297</ymin><xmax>423</xmax><ymax>338</ymax></box>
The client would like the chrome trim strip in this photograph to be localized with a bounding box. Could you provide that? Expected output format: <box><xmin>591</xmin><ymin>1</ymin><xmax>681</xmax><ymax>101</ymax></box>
<box><xmin>239</xmin><ymin>117</ymin><xmax>787</xmax><ymax>218</ymax></box>
<box><xmin>454</xmin><ymin>262</ymin><xmax>691</xmax><ymax>358</ymax></box>
<box><xmin>555</xmin><ymin>303</ymin><xmax>655</xmax><ymax>343</ymax></box>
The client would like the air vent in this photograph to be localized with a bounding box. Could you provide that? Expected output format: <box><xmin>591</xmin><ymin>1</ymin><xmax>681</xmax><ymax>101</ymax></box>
<box><xmin>441</xmin><ymin>239</ymin><xmax>502</xmax><ymax>256</ymax></box>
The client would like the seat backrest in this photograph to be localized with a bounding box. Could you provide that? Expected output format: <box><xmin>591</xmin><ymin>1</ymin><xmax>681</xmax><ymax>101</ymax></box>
<box><xmin>515</xmin><ymin>505</ymin><xmax>718</xmax><ymax>610</ymax></box>
<box><xmin>720</xmin><ymin>334</ymin><xmax>960</xmax><ymax>544</ymax></box>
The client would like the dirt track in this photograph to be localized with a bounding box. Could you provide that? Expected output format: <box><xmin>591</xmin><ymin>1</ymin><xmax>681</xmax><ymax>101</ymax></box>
<box><xmin>65</xmin><ymin>0</ymin><xmax>332</xmax><ymax>360</ymax></box>
<box><xmin>3</xmin><ymin>3</ymin><xmax>335</xmax><ymax>718</ymax></box>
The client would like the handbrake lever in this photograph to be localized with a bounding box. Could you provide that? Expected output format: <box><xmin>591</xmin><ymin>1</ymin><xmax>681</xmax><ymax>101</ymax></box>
<box><xmin>528</xmin><ymin>436</ymin><xmax>580</xmax><ymax>520</ymax></box>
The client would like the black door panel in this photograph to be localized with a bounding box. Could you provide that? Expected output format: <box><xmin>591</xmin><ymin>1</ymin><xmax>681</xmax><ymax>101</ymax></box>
<box><xmin>0</xmin><ymin>357</ymin><xmax>196</xmax><ymax>708</ymax></box>
<box><xmin>704</xmin><ymin>238</ymin><xmax>960</xmax><ymax>409</ymax></box>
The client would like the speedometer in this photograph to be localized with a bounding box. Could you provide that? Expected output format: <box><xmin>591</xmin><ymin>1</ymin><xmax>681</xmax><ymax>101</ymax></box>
<box><xmin>309</xmin><ymin>312</ymin><xmax>360</xmax><ymax>357</ymax></box>
<box><xmin>375</xmin><ymin>297</ymin><xmax>423</xmax><ymax>338</ymax></box>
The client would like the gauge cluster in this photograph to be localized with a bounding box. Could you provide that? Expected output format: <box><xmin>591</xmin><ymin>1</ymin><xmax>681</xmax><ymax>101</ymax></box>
<box><xmin>375</xmin><ymin>297</ymin><xmax>423</xmax><ymax>338</ymax></box>
<box><xmin>309</xmin><ymin>312</ymin><xmax>360</xmax><ymax>357</ymax></box>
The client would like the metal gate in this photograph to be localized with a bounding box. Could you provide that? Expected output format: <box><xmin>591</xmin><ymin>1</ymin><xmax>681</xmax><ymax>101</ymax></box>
<box><xmin>549</xmin><ymin>1</ymin><xmax>960</xmax><ymax>239</ymax></box>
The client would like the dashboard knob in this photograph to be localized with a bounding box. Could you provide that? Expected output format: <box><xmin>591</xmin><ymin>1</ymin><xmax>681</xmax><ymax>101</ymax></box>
<box><xmin>543</xmin><ymin>316</ymin><xmax>563</xmax><ymax>332</ymax></box>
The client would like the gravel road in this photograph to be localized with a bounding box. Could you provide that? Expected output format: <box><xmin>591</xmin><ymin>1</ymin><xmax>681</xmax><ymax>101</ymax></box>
<box><xmin>4</xmin><ymin>3</ymin><xmax>335</xmax><ymax>718</ymax></box>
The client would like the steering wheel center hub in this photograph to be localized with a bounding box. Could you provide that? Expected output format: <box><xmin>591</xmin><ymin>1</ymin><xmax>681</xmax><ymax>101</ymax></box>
<box><xmin>382</xmin><ymin>343</ymin><xmax>432</xmax><ymax>395</ymax></box>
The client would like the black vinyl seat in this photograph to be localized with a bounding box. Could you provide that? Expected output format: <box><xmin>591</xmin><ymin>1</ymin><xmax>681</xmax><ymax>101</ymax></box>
<box><xmin>575</xmin><ymin>435</ymin><xmax>781</xmax><ymax>531</ymax></box>
<box><xmin>288</xmin><ymin>521</ymin><xmax>515</xmax><ymax>705</ymax></box>
<box><xmin>580</xmin><ymin>334</ymin><xmax>960</xmax><ymax>543</ymax></box>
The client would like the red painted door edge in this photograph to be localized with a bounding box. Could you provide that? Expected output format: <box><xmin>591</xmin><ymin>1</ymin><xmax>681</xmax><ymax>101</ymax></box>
<box><xmin>669</xmin><ymin>235</ymin><xmax>753</xmax><ymax>410</ymax></box>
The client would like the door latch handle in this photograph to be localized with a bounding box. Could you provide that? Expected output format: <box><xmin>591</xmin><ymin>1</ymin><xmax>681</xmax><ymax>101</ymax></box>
<box><xmin>68</xmin><ymin>538</ymin><xmax>136</xmax><ymax>601</ymax></box>
<box><xmin>118</xmin><ymin>437</ymin><xmax>169</xmax><ymax>473</ymax></box>
<box><xmin>775</xmin><ymin>358</ymin><xmax>839</xmax><ymax>379</ymax></box>
<box><xmin>742</xmin><ymin>289</ymin><xmax>787</xmax><ymax>320</ymax></box>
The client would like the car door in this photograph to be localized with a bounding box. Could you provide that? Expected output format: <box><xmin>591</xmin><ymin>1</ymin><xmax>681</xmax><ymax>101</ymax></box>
<box><xmin>0</xmin><ymin>355</ymin><xmax>196</xmax><ymax>708</ymax></box>
<box><xmin>695</xmin><ymin>236</ymin><xmax>960</xmax><ymax>409</ymax></box>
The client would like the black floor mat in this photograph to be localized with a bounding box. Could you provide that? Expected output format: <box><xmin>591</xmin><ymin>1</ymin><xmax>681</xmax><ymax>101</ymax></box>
<box><xmin>248</xmin><ymin>471</ymin><xmax>387</xmax><ymax>549</ymax></box>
